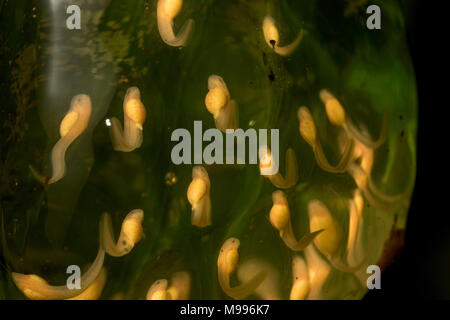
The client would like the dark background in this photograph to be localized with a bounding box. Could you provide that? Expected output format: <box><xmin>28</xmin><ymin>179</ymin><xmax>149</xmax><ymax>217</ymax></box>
<box><xmin>365</xmin><ymin>0</ymin><xmax>450</xmax><ymax>299</ymax></box>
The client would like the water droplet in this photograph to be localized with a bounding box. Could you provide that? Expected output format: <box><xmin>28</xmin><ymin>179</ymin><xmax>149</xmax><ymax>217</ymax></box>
<box><xmin>165</xmin><ymin>172</ymin><xmax>177</xmax><ymax>186</ymax></box>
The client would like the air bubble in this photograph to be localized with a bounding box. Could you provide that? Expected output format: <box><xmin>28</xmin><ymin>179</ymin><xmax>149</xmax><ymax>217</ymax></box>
<box><xmin>165</xmin><ymin>172</ymin><xmax>177</xmax><ymax>186</ymax></box>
